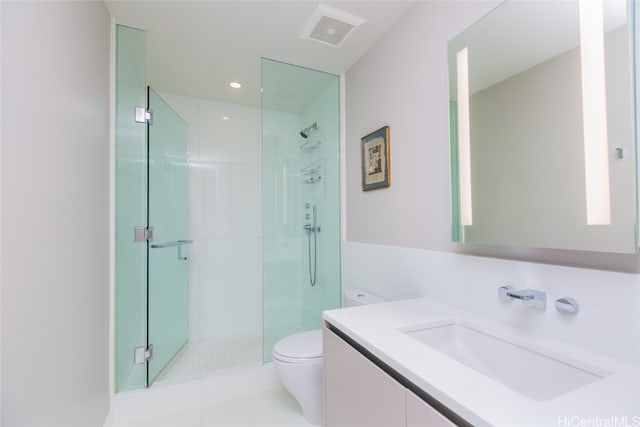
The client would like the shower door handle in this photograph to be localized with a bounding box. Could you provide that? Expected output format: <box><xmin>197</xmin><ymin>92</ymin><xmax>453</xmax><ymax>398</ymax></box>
<box><xmin>150</xmin><ymin>239</ymin><xmax>194</xmax><ymax>260</ymax></box>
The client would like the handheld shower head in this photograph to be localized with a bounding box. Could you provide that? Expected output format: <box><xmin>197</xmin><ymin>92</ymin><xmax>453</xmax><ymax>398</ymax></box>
<box><xmin>300</xmin><ymin>122</ymin><xmax>317</xmax><ymax>139</ymax></box>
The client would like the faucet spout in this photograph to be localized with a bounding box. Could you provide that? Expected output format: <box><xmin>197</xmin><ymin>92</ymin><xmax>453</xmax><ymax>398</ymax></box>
<box><xmin>498</xmin><ymin>285</ymin><xmax>546</xmax><ymax>310</ymax></box>
<box><xmin>505</xmin><ymin>289</ymin><xmax>535</xmax><ymax>300</ymax></box>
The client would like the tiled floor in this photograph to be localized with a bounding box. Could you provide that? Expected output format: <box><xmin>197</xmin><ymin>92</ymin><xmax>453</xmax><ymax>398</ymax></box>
<box><xmin>111</xmin><ymin>364</ymin><xmax>314</xmax><ymax>427</ymax></box>
<box><xmin>157</xmin><ymin>334</ymin><xmax>262</xmax><ymax>383</ymax></box>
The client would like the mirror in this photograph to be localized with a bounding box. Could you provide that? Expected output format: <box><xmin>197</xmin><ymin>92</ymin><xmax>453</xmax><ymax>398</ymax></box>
<box><xmin>448</xmin><ymin>0</ymin><xmax>638</xmax><ymax>253</ymax></box>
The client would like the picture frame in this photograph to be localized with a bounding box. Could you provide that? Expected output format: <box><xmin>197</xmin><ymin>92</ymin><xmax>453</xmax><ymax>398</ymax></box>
<box><xmin>361</xmin><ymin>126</ymin><xmax>391</xmax><ymax>191</ymax></box>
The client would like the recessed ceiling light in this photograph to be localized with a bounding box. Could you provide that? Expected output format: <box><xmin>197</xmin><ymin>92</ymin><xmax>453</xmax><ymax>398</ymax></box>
<box><xmin>229</xmin><ymin>82</ymin><xmax>242</xmax><ymax>89</ymax></box>
<box><xmin>222</xmin><ymin>116</ymin><xmax>230</xmax><ymax>121</ymax></box>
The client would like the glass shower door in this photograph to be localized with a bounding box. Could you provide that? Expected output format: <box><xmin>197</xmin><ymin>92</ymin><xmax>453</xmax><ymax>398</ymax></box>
<box><xmin>115</xmin><ymin>24</ymin><xmax>190</xmax><ymax>391</ymax></box>
<box><xmin>147</xmin><ymin>87</ymin><xmax>190</xmax><ymax>385</ymax></box>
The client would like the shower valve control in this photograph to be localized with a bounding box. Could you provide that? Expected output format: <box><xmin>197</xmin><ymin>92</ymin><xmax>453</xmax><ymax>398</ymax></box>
<box><xmin>304</xmin><ymin>224</ymin><xmax>320</xmax><ymax>234</ymax></box>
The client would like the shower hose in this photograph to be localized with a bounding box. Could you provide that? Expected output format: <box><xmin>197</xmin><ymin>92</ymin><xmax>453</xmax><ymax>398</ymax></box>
<box><xmin>307</xmin><ymin>228</ymin><xmax>317</xmax><ymax>287</ymax></box>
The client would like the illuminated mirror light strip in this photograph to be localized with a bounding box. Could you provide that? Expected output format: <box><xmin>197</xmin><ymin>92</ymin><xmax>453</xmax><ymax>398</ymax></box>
<box><xmin>457</xmin><ymin>47</ymin><xmax>473</xmax><ymax>226</ymax></box>
<box><xmin>579</xmin><ymin>0</ymin><xmax>611</xmax><ymax>225</ymax></box>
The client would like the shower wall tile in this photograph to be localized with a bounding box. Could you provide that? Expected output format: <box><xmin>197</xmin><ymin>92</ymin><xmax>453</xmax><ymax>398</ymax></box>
<box><xmin>228</xmin><ymin>164</ymin><xmax>261</xmax><ymax>237</ymax></box>
<box><xmin>198</xmin><ymin>101</ymin><xmax>260</xmax><ymax>164</ymax></box>
<box><xmin>197</xmin><ymin>238</ymin><xmax>262</xmax><ymax>340</ymax></box>
<box><xmin>189</xmin><ymin>162</ymin><xmax>225</xmax><ymax>240</ymax></box>
<box><xmin>159</xmin><ymin>93</ymin><xmax>200</xmax><ymax>159</ymax></box>
<box><xmin>190</xmin><ymin>161</ymin><xmax>260</xmax><ymax>239</ymax></box>
<box><xmin>261</xmin><ymin>110</ymin><xmax>304</xmax><ymax>242</ymax></box>
<box><xmin>186</xmin><ymin>237</ymin><xmax>202</xmax><ymax>341</ymax></box>
<box><xmin>160</xmin><ymin>92</ymin><xmax>262</xmax><ymax>355</ymax></box>
<box><xmin>262</xmin><ymin>110</ymin><xmax>300</xmax><ymax>162</ymax></box>
<box><xmin>160</xmin><ymin>90</ymin><xmax>310</xmax><ymax>371</ymax></box>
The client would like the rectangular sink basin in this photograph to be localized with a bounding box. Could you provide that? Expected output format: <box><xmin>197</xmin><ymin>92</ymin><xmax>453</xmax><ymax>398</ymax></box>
<box><xmin>401</xmin><ymin>321</ymin><xmax>604</xmax><ymax>401</ymax></box>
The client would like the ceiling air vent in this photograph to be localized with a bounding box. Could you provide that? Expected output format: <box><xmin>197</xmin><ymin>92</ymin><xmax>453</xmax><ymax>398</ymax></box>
<box><xmin>301</xmin><ymin>5</ymin><xmax>365</xmax><ymax>48</ymax></box>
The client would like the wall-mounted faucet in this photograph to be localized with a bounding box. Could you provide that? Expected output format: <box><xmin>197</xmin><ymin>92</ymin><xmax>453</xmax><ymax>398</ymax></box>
<box><xmin>498</xmin><ymin>285</ymin><xmax>546</xmax><ymax>310</ymax></box>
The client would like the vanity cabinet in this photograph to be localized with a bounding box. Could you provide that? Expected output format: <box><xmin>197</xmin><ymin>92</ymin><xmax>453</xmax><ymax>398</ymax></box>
<box><xmin>323</xmin><ymin>325</ymin><xmax>459</xmax><ymax>427</ymax></box>
<box><xmin>323</xmin><ymin>325</ymin><xmax>406</xmax><ymax>426</ymax></box>
<box><xmin>406</xmin><ymin>389</ymin><xmax>456</xmax><ymax>427</ymax></box>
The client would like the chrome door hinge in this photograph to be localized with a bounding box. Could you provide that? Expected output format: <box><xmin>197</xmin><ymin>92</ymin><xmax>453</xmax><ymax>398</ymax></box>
<box><xmin>135</xmin><ymin>107</ymin><xmax>154</xmax><ymax>125</ymax></box>
<box><xmin>134</xmin><ymin>344</ymin><xmax>153</xmax><ymax>364</ymax></box>
<box><xmin>134</xmin><ymin>226</ymin><xmax>153</xmax><ymax>242</ymax></box>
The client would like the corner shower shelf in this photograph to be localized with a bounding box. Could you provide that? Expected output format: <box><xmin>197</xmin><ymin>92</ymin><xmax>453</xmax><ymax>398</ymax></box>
<box><xmin>301</xmin><ymin>163</ymin><xmax>321</xmax><ymax>176</ymax></box>
<box><xmin>300</xmin><ymin>139</ymin><xmax>321</xmax><ymax>151</ymax></box>
<box><xmin>304</xmin><ymin>176</ymin><xmax>322</xmax><ymax>184</ymax></box>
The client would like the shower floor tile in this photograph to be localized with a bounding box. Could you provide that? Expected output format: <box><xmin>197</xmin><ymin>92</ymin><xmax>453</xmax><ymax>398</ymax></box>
<box><xmin>157</xmin><ymin>333</ymin><xmax>262</xmax><ymax>383</ymax></box>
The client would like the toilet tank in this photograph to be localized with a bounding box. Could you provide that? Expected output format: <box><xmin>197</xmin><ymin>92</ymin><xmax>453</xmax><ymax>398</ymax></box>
<box><xmin>343</xmin><ymin>288</ymin><xmax>387</xmax><ymax>307</ymax></box>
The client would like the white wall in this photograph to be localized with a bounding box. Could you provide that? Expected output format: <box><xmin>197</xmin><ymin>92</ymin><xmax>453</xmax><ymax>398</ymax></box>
<box><xmin>1</xmin><ymin>2</ymin><xmax>111</xmax><ymax>425</ymax></box>
<box><xmin>345</xmin><ymin>0</ymin><xmax>640</xmax><ymax>273</ymax></box>
<box><xmin>342</xmin><ymin>241</ymin><xmax>640</xmax><ymax>365</ymax></box>
<box><xmin>346</xmin><ymin>1</ymin><xmax>497</xmax><ymax>251</ymax></box>
<box><xmin>0</xmin><ymin>2</ymin><xmax>4</xmax><ymax>422</ymax></box>
<box><xmin>343</xmin><ymin>1</ymin><xmax>640</xmax><ymax>365</ymax></box>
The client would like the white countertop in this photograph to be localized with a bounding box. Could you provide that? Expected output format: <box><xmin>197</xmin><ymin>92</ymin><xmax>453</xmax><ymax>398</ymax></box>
<box><xmin>323</xmin><ymin>297</ymin><xmax>640</xmax><ymax>427</ymax></box>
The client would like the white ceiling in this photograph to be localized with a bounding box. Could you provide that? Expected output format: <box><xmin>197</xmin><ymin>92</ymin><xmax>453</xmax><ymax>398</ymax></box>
<box><xmin>106</xmin><ymin>1</ymin><xmax>415</xmax><ymax>112</ymax></box>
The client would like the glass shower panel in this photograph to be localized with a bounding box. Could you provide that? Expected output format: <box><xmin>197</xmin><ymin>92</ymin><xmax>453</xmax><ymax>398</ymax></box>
<box><xmin>147</xmin><ymin>88</ymin><xmax>190</xmax><ymax>385</ymax></box>
<box><xmin>299</xmin><ymin>77</ymin><xmax>341</xmax><ymax>332</ymax></box>
<box><xmin>115</xmin><ymin>25</ymin><xmax>147</xmax><ymax>392</ymax></box>
<box><xmin>261</xmin><ymin>58</ymin><xmax>341</xmax><ymax>361</ymax></box>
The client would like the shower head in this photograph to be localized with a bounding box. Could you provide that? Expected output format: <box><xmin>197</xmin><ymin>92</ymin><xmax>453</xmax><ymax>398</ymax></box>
<box><xmin>300</xmin><ymin>122</ymin><xmax>317</xmax><ymax>139</ymax></box>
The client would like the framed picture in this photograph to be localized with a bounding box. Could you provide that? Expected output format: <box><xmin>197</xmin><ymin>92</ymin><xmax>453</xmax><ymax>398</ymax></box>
<box><xmin>361</xmin><ymin>126</ymin><xmax>390</xmax><ymax>191</ymax></box>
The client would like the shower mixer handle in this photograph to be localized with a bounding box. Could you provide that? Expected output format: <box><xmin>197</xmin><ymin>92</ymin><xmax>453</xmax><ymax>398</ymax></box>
<box><xmin>303</xmin><ymin>204</ymin><xmax>320</xmax><ymax>234</ymax></box>
<box><xmin>303</xmin><ymin>224</ymin><xmax>321</xmax><ymax>234</ymax></box>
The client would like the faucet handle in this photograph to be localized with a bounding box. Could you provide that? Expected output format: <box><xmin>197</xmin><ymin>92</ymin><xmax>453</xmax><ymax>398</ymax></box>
<box><xmin>555</xmin><ymin>297</ymin><xmax>579</xmax><ymax>315</ymax></box>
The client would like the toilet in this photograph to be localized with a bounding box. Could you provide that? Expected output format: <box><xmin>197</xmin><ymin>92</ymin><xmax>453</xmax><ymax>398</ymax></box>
<box><xmin>272</xmin><ymin>288</ymin><xmax>387</xmax><ymax>425</ymax></box>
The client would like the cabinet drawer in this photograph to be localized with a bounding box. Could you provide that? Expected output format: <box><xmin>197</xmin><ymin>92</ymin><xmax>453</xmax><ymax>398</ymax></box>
<box><xmin>406</xmin><ymin>389</ymin><xmax>457</xmax><ymax>427</ymax></box>
<box><xmin>323</xmin><ymin>327</ymin><xmax>406</xmax><ymax>427</ymax></box>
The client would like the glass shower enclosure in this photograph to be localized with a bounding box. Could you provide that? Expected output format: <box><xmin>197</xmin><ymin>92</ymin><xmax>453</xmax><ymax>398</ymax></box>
<box><xmin>115</xmin><ymin>25</ymin><xmax>191</xmax><ymax>391</ymax></box>
<box><xmin>115</xmin><ymin>29</ymin><xmax>341</xmax><ymax>388</ymax></box>
<box><xmin>261</xmin><ymin>59</ymin><xmax>341</xmax><ymax>360</ymax></box>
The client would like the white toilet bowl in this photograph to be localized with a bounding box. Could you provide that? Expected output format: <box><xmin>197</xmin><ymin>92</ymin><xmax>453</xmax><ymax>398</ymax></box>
<box><xmin>272</xmin><ymin>289</ymin><xmax>387</xmax><ymax>426</ymax></box>
<box><xmin>272</xmin><ymin>330</ymin><xmax>324</xmax><ymax>425</ymax></box>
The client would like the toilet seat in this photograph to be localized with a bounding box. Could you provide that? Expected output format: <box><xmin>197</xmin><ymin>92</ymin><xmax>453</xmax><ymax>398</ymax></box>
<box><xmin>272</xmin><ymin>329</ymin><xmax>322</xmax><ymax>364</ymax></box>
